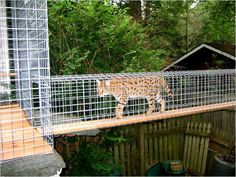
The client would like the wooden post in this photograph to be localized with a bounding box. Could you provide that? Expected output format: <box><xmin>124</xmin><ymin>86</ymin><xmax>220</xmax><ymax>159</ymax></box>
<box><xmin>120</xmin><ymin>131</ymin><xmax>125</xmax><ymax>175</ymax></box>
<box><xmin>201</xmin><ymin>123</ymin><xmax>211</xmax><ymax>175</ymax></box>
<box><xmin>168</xmin><ymin>121</ymin><xmax>173</xmax><ymax>160</ymax></box>
<box><xmin>148</xmin><ymin>123</ymin><xmax>153</xmax><ymax>165</ymax></box>
<box><xmin>163</xmin><ymin>121</ymin><xmax>168</xmax><ymax>161</ymax></box>
<box><xmin>159</xmin><ymin>122</ymin><xmax>164</xmax><ymax>162</ymax></box>
<box><xmin>138</xmin><ymin>124</ymin><xmax>145</xmax><ymax>175</ymax></box>
<box><xmin>153</xmin><ymin>122</ymin><xmax>159</xmax><ymax>163</ymax></box>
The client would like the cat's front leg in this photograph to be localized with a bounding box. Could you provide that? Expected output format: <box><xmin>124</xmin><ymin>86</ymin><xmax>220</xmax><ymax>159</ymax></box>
<box><xmin>115</xmin><ymin>97</ymin><xmax>127</xmax><ymax>119</ymax></box>
<box><xmin>146</xmin><ymin>98</ymin><xmax>155</xmax><ymax>115</ymax></box>
<box><xmin>115</xmin><ymin>103</ymin><xmax>125</xmax><ymax>119</ymax></box>
<box><xmin>160</xmin><ymin>99</ymin><xmax>165</xmax><ymax>112</ymax></box>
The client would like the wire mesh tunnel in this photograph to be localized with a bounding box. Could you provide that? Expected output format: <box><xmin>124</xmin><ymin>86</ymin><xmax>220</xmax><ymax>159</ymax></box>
<box><xmin>51</xmin><ymin>69</ymin><xmax>236</xmax><ymax>134</ymax></box>
<box><xmin>0</xmin><ymin>0</ymin><xmax>52</xmax><ymax>161</ymax></box>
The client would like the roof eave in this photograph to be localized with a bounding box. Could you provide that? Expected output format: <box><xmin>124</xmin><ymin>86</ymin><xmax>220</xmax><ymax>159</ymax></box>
<box><xmin>162</xmin><ymin>43</ymin><xmax>236</xmax><ymax>71</ymax></box>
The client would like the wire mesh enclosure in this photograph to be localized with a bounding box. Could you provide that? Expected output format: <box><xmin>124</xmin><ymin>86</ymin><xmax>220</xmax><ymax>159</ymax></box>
<box><xmin>0</xmin><ymin>0</ymin><xmax>52</xmax><ymax>161</ymax></box>
<box><xmin>51</xmin><ymin>69</ymin><xmax>236</xmax><ymax>127</ymax></box>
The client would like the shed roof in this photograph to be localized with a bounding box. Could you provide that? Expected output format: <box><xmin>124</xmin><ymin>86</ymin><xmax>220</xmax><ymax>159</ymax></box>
<box><xmin>163</xmin><ymin>43</ymin><xmax>236</xmax><ymax>71</ymax></box>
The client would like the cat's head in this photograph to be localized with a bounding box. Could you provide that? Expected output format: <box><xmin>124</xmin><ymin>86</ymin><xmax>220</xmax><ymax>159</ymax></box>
<box><xmin>97</xmin><ymin>80</ymin><xmax>110</xmax><ymax>96</ymax></box>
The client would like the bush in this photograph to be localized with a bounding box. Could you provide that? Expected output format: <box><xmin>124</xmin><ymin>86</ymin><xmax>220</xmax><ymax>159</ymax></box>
<box><xmin>48</xmin><ymin>0</ymin><xmax>164</xmax><ymax>75</ymax></box>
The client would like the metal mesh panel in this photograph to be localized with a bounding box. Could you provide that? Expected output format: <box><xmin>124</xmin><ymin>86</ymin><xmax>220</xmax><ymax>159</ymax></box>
<box><xmin>51</xmin><ymin>69</ymin><xmax>236</xmax><ymax>126</ymax></box>
<box><xmin>0</xmin><ymin>0</ymin><xmax>52</xmax><ymax>162</ymax></box>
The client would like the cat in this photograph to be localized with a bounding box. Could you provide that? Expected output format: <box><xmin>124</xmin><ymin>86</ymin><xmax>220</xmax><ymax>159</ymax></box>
<box><xmin>97</xmin><ymin>76</ymin><xmax>173</xmax><ymax>119</ymax></box>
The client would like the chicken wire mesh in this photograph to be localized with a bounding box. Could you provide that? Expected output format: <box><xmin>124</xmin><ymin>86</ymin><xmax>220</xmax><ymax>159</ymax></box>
<box><xmin>0</xmin><ymin>0</ymin><xmax>52</xmax><ymax>161</ymax></box>
<box><xmin>51</xmin><ymin>69</ymin><xmax>235</xmax><ymax>126</ymax></box>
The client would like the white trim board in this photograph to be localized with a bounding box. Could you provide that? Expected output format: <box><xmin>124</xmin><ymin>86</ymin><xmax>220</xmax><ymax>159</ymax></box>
<box><xmin>162</xmin><ymin>43</ymin><xmax>236</xmax><ymax>71</ymax></box>
<box><xmin>0</xmin><ymin>1</ymin><xmax>10</xmax><ymax>94</ymax></box>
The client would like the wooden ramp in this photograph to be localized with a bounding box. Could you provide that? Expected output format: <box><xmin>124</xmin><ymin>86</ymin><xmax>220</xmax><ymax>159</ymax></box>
<box><xmin>53</xmin><ymin>101</ymin><xmax>236</xmax><ymax>135</ymax></box>
<box><xmin>0</xmin><ymin>104</ymin><xmax>52</xmax><ymax>161</ymax></box>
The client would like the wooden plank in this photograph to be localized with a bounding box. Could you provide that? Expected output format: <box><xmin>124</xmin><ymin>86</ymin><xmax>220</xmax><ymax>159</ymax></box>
<box><xmin>0</xmin><ymin>112</ymin><xmax>28</xmax><ymax>121</ymax></box>
<box><xmin>131</xmin><ymin>126</ymin><xmax>137</xmax><ymax>175</ymax></box>
<box><xmin>0</xmin><ymin>107</ymin><xmax>22</xmax><ymax>115</ymax></box>
<box><xmin>201</xmin><ymin>123</ymin><xmax>211</xmax><ymax>175</ymax></box>
<box><xmin>1</xmin><ymin>143</ymin><xmax>51</xmax><ymax>161</ymax></box>
<box><xmin>175</xmin><ymin>120</ymin><xmax>180</xmax><ymax>160</ymax></box>
<box><xmin>144</xmin><ymin>124</ymin><xmax>149</xmax><ymax>171</ymax></box>
<box><xmin>158</xmin><ymin>122</ymin><xmax>163</xmax><ymax>162</ymax></box>
<box><xmin>183</xmin><ymin>122</ymin><xmax>189</xmax><ymax>167</ymax></box>
<box><xmin>0</xmin><ymin>120</ymin><xmax>31</xmax><ymax>131</ymax></box>
<box><xmin>168</xmin><ymin>121</ymin><xmax>173</xmax><ymax>160</ymax></box>
<box><xmin>180</xmin><ymin>120</ymin><xmax>185</xmax><ymax>159</ymax></box>
<box><xmin>125</xmin><ymin>127</ymin><xmax>131</xmax><ymax>176</ymax></box>
<box><xmin>190</xmin><ymin>122</ymin><xmax>198</xmax><ymax>171</ymax></box>
<box><xmin>138</xmin><ymin>124</ymin><xmax>145</xmax><ymax>176</ymax></box>
<box><xmin>145</xmin><ymin>128</ymin><xmax>184</xmax><ymax>137</ymax></box>
<box><xmin>0</xmin><ymin>104</ymin><xmax>52</xmax><ymax>161</ymax></box>
<box><xmin>172</xmin><ymin>121</ymin><xmax>178</xmax><ymax>160</ymax></box>
<box><xmin>210</xmin><ymin>135</ymin><xmax>234</xmax><ymax>148</ymax></box>
<box><xmin>153</xmin><ymin>122</ymin><xmax>158</xmax><ymax>163</ymax></box>
<box><xmin>2</xmin><ymin>128</ymin><xmax>42</xmax><ymax>143</ymax></box>
<box><xmin>197</xmin><ymin>123</ymin><xmax>206</xmax><ymax>174</ymax></box>
<box><xmin>114</xmin><ymin>144</ymin><xmax>119</xmax><ymax>165</ymax></box>
<box><xmin>126</xmin><ymin>143</ymin><xmax>131</xmax><ymax>176</ymax></box>
<box><xmin>53</xmin><ymin>101</ymin><xmax>236</xmax><ymax>135</ymax></box>
<box><xmin>0</xmin><ymin>73</ymin><xmax>17</xmax><ymax>77</ymax></box>
<box><xmin>0</xmin><ymin>104</ymin><xmax>19</xmax><ymax>109</ymax></box>
<box><xmin>119</xmin><ymin>142</ymin><xmax>125</xmax><ymax>175</ymax></box>
<box><xmin>148</xmin><ymin>123</ymin><xmax>153</xmax><ymax>166</ymax></box>
<box><xmin>194</xmin><ymin>123</ymin><xmax>202</xmax><ymax>173</ymax></box>
<box><xmin>163</xmin><ymin>121</ymin><xmax>168</xmax><ymax>161</ymax></box>
<box><xmin>186</xmin><ymin>122</ymin><xmax>193</xmax><ymax>169</ymax></box>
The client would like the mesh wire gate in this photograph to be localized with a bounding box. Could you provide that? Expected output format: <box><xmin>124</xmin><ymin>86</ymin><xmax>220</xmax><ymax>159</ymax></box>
<box><xmin>0</xmin><ymin>0</ymin><xmax>52</xmax><ymax>161</ymax></box>
<box><xmin>51</xmin><ymin>69</ymin><xmax>236</xmax><ymax>126</ymax></box>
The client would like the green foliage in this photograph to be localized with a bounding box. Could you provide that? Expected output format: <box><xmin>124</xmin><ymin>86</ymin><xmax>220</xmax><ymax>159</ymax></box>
<box><xmin>67</xmin><ymin>130</ymin><xmax>123</xmax><ymax>176</ymax></box>
<box><xmin>145</xmin><ymin>0</ymin><xmax>186</xmax><ymax>60</ymax></box>
<box><xmin>0</xmin><ymin>83</ymin><xmax>16</xmax><ymax>102</ymax></box>
<box><xmin>69</xmin><ymin>142</ymin><xmax>116</xmax><ymax>176</ymax></box>
<box><xmin>144</xmin><ymin>0</ymin><xmax>235</xmax><ymax>64</ymax></box>
<box><xmin>201</xmin><ymin>0</ymin><xmax>235</xmax><ymax>43</ymax></box>
<box><xmin>48</xmin><ymin>0</ymin><xmax>163</xmax><ymax>75</ymax></box>
<box><xmin>48</xmin><ymin>0</ymin><xmax>234</xmax><ymax>73</ymax></box>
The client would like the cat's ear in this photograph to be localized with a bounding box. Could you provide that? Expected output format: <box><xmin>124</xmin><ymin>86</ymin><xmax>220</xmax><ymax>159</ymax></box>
<box><xmin>105</xmin><ymin>80</ymin><xmax>110</xmax><ymax>87</ymax></box>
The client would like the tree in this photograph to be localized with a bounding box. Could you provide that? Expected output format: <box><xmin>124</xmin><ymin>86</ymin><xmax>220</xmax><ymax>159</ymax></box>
<box><xmin>48</xmin><ymin>0</ymin><xmax>164</xmax><ymax>75</ymax></box>
<box><xmin>144</xmin><ymin>0</ymin><xmax>235</xmax><ymax>65</ymax></box>
<box><xmin>145</xmin><ymin>0</ymin><xmax>186</xmax><ymax>62</ymax></box>
<box><xmin>201</xmin><ymin>0</ymin><xmax>235</xmax><ymax>44</ymax></box>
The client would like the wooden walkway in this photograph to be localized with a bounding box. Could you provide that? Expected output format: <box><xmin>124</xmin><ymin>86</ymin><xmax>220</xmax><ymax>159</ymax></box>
<box><xmin>53</xmin><ymin>101</ymin><xmax>236</xmax><ymax>135</ymax></box>
<box><xmin>0</xmin><ymin>104</ymin><xmax>52</xmax><ymax>161</ymax></box>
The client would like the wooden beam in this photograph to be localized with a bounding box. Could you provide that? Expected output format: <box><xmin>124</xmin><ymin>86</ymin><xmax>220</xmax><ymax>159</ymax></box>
<box><xmin>0</xmin><ymin>104</ymin><xmax>19</xmax><ymax>110</ymax></box>
<box><xmin>0</xmin><ymin>107</ymin><xmax>22</xmax><ymax>114</ymax></box>
<box><xmin>0</xmin><ymin>73</ymin><xmax>17</xmax><ymax>77</ymax></box>
<box><xmin>0</xmin><ymin>104</ymin><xmax>53</xmax><ymax>161</ymax></box>
<box><xmin>53</xmin><ymin>101</ymin><xmax>236</xmax><ymax>135</ymax></box>
<box><xmin>210</xmin><ymin>136</ymin><xmax>235</xmax><ymax>148</ymax></box>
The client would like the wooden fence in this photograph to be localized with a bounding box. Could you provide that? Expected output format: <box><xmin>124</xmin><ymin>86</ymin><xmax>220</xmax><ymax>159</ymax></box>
<box><xmin>112</xmin><ymin>120</ymin><xmax>211</xmax><ymax>176</ymax></box>
<box><xmin>183</xmin><ymin>122</ymin><xmax>211</xmax><ymax>176</ymax></box>
<box><xmin>54</xmin><ymin>109</ymin><xmax>234</xmax><ymax>176</ymax></box>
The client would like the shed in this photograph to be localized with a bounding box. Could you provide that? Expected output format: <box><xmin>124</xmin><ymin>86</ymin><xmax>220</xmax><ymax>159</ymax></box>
<box><xmin>163</xmin><ymin>43</ymin><xmax>236</xmax><ymax>71</ymax></box>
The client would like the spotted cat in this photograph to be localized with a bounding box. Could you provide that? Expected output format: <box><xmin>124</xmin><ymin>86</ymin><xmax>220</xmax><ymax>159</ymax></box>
<box><xmin>97</xmin><ymin>76</ymin><xmax>172</xmax><ymax>119</ymax></box>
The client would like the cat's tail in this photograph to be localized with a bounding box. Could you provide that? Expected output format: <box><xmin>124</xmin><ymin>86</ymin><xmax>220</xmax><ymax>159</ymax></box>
<box><xmin>160</xmin><ymin>77</ymin><xmax>173</xmax><ymax>98</ymax></box>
